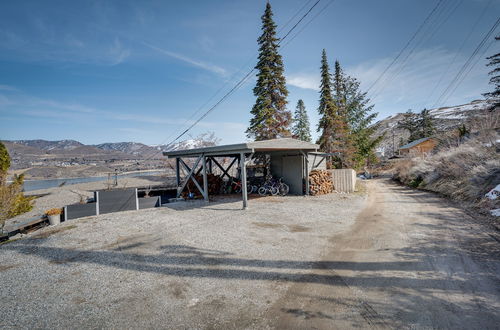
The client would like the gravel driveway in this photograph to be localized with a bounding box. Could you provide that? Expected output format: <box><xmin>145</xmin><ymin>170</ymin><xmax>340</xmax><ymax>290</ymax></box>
<box><xmin>1</xmin><ymin>178</ymin><xmax>499</xmax><ymax>329</ymax></box>
<box><xmin>0</xmin><ymin>189</ymin><xmax>366</xmax><ymax>329</ymax></box>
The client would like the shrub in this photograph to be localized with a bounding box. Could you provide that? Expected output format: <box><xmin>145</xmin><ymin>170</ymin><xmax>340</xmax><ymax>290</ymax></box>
<box><xmin>45</xmin><ymin>208</ymin><xmax>62</xmax><ymax>216</ymax></box>
<box><xmin>391</xmin><ymin>133</ymin><xmax>500</xmax><ymax>214</ymax></box>
<box><xmin>0</xmin><ymin>142</ymin><xmax>34</xmax><ymax>232</ymax></box>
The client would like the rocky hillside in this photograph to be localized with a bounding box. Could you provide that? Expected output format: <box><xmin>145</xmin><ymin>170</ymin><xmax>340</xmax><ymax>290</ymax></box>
<box><xmin>372</xmin><ymin>99</ymin><xmax>492</xmax><ymax>157</ymax></box>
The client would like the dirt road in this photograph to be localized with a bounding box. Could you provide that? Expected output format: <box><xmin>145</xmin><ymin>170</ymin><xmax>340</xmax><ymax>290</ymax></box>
<box><xmin>272</xmin><ymin>178</ymin><xmax>500</xmax><ymax>329</ymax></box>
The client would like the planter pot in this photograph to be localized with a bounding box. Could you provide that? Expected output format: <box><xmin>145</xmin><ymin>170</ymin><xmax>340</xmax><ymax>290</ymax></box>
<box><xmin>48</xmin><ymin>214</ymin><xmax>61</xmax><ymax>226</ymax></box>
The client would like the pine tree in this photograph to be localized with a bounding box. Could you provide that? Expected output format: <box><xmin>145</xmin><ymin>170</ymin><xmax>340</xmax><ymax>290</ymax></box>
<box><xmin>292</xmin><ymin>99</ymin><xmax>312</xmax><ymax>142</ymax></box>
<box><xmin>398</xmin><ymin>109</ymin><xmax>435</xmax><ymax>143</ymax></box>
<box><xmin>398</xmin><ymin>110</ymin><xmax>420</xmax><ymax>142</ymax></box>
<box><xmin>418</xmin><ymin>108</ymin><xmax>435</xmax><ymax>138</ymax></box>
<box><xmin>247</xmin><ymin>2</ymin><xmax>291</xmax><ymax>140</ymax></box>
<box><xmin>340</xmin><ymin>68</ymin><xmax>381</xmax><ymax>168</ymax></box>
<box><xmin>331</xmin><ymin>60</ymin><xmax>355</xmax><ymax>168</ymax></box>
<box><xmin>483</xmin><ymin>36</ymin><xmax>499</xmax><ymax>111</ymax></box>
<box><xmin>317</xmin><ymin>50</ymin><xmax>337</xmax><ymax>167</ymax></box>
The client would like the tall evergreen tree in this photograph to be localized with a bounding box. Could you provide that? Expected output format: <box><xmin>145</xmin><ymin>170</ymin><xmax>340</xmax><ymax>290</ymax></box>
<box><xmin>292</xmin><ymin>99</ymin><xmax>312</xmax><ymax>142</ymax></box>
<box><xmin>342</xmin><ymin>74</ymin><xmax>382</xmax><ymax>167</ymax></box>
<box><xmin>483</xmin><ymin>36</ymin><xmax>500</xmax><ymax>111</ymax></box>
<box><xmin>317</xmin><ymin>49</ymin><xmax>337</xmax><ymax>167</ymax></box>
<box><xmin>247</xmin><ymin>2</ymin><xmax>291</xmax><ymax>140</ymax></box>
<box><xmin>331</xmin><ymin>60</ymin><xmax>356</xmax><ymax>168</ymax></box>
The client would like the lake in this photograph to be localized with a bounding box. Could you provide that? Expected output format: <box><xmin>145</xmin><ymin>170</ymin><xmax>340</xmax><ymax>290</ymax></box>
<box><xmin>22</xmin><ymin>171</ymin><xmax>168</xmax><ymax>192</ymax></box>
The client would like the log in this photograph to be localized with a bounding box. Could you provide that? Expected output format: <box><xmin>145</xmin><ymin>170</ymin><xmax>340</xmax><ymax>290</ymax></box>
<box><xmin>308</xmin><ymin>170</ymin><xmax>334</xmax><ymax>196</ymax></box>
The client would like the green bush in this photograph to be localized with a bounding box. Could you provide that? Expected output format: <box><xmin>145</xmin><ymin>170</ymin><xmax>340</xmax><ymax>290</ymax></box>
<box><xmin>0</xmin><ymin>142</ymin><xmax>34</xmax><ymax>232</ymax></box>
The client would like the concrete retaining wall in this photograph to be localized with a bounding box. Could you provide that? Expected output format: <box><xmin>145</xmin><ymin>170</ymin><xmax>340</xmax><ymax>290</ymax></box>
<box><xmin>330</xmin><ymin>169</ymin><xmax>356</xmax><ymax>193</ymax></box>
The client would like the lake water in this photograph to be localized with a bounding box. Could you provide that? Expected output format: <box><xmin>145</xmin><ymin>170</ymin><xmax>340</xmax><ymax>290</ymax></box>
<box><xmin>22</xmin><ymin>171</ymin><xmax>168</xmax><ymax>192</ymax></box>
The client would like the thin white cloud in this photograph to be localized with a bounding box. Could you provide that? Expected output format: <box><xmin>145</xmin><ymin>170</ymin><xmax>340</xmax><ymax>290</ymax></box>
<box><xmin>287</xmin><ymin>73</ymin><xmax>319</xmax><ymax>91</ymax></box>
<box><xmin>108</xmin><ymin>38</ymin><xmax>131</xmax><ymax>65</ymax></box>
<box><xmin>287</xmin><ymin>47</ymin><xmax>491</xmax><ymax>117</ymax></box>
<box><xmin>143</xmin><ymin>42</ymin><xmax>227</xmax><ymax>76</ymax></box>
<box><xmin>0</xmin><ymin>85</ymin><xmax>18</xmax><ymax>91</ymax></box>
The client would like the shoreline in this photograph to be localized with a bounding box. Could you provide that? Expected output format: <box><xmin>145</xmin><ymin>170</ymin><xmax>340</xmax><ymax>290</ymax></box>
<box><xmin>9</xmin><ymin>169</ymin><xmax>171</xmax><ymax>183</ymax></box>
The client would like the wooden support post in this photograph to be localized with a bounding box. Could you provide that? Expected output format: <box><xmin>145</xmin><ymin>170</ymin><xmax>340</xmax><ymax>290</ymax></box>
<box><xmin>175</xmin><ymin>158</ymin><xmax>181</xmax><ymax>187</ymax></box>
<box><xmin>301</xmin><ymin>151</ymin><xmax>310</xmax><ymax>196</ymax></box>
<box><xmin>202</xmin><ymin>154</ymin><xmax>209</xmax><ymax>202</ymax></box>
<box><xmin>240</xmin><ymin>152</ymin><xmax>248</xmax><ymax>209</ymax></box>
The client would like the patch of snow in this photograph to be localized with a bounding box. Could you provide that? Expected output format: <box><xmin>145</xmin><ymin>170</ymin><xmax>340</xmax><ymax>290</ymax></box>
<box><xmin>490</xmin><ymin>209</ymin><xmax>500</xmax><ymax>217</ymax></box>
<box><xmin>485</xmin><ymin>184</ymin><xmax>500</xmax><ymax>200</ymax></box>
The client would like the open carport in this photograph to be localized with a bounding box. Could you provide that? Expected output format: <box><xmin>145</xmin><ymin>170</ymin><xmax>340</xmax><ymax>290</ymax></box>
<box><xmin>163</xmin><ymin>138</ymin><xmax>327</xmax><ymax>208</ymax></box>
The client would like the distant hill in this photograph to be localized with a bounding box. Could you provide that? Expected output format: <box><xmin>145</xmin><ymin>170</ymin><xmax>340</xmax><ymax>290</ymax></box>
<box><xmin>372</xmin><ymin>99</ymin><xmax>493</xmax><ymax>157</ymax></box>
<box><xmin>94</xmin><ymin>142</ymin><xmax>159</xmax><ymax>157</ymax></box>
<box><xmin>3</xmin><ymin>135</ymin><xmax>219</xmax><ymax>161</ymax></box>
<box><xmin>8</xmin><ymin>139</ymin><xmax>84</xmax><ymax>151</ymax></box>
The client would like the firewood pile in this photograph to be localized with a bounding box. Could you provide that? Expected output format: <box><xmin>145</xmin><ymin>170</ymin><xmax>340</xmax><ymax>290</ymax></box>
<box><xmin>309</xmin><ymin>170</ymin><xmax>334</xmax><ymax>195</ymax></box>
<box><xmin>182</xmin><ymin>174</ymin><xmax>223</xmax><ymax>198</ymax></box>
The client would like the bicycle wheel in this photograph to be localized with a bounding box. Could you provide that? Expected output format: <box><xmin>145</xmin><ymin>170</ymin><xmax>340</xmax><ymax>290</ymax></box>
<box><xmin>258</xmin><ymin>186</ymin><xmax>267</xmax><ymax>196</ymax></box>
<box><xmin>279</xmin><ymin>183</ymin><xmax>289</xmax><ymax>196</ymax></box>
<box><xmin>246</xmin><ymin>184</ymin><xmax>254</xmax><ymax>194</ymax></box>
<box><xmin>270</xmin><ymin>186</ymin><xmax>279</xmax><ymax>196</ymax></box>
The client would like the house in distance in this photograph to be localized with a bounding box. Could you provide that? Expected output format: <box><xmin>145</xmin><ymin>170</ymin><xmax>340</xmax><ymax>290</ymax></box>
<box><xmin>399</xmin><ymin>137</ymin><xmax>437</xmax><ymax>156</ymax></box>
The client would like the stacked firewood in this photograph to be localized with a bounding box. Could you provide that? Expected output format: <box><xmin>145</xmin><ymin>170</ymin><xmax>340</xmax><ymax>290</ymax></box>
<box><xmin>309</xmin><ymin>170</ymin><xmax>334</xmax><ymax>195</ymax></box>
<box><xmin>183</xmin><ymin>174</ymin><xmax>223</xmax><ymax>198</ymax></box>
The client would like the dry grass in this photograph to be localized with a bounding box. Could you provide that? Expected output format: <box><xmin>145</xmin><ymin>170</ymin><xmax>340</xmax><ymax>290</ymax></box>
<box><xmin>391</xmin><ymin>134</ymin><xmax>499</xmax><ymax>215</ymax></box>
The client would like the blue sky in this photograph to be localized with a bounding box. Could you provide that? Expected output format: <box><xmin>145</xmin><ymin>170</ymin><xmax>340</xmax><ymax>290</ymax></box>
<box><xmin>1</xmin><ymin>0</ymin><xmax>499</xmax><ymax>145</ymax></box>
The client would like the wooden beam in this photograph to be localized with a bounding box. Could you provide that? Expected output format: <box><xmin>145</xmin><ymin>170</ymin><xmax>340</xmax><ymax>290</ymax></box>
<box><xmin>241</xmin><ymin>152</ymin><xmax>248</xmax><ymax>209</ymax></box>
<box><xmin>211</xmin><ymin>157</ymin><xmax>237</xmax><ymax>179</ymax></box>
<box><xmin>202</xmin><ymin>155</ymin><xmax>208</xmax><ymax>201</ymax></box>
<box><xmin>175</xmin><ymin>158</ymin><xmax>180</xmax><ymax>186</ymax></box>
<box><xmin>177</xmin><ymin>155</ymin><xmax>203</xmax><ymax>198</ymax></box>
<box><xmin>301</xmin><ymin>151</ymin><xmax>310</xmax><ymax>196</ymax></box>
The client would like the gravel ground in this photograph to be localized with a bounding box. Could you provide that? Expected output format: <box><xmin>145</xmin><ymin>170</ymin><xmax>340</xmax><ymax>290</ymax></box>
<box><xmin>0</xmin><ymin>188</ymin><xmax>367</xmax><ymax>329</ymax></box>
<box><xmin>4</xmin><ymin>175</ymin><xmax>173</xmax><ymax>232</ymax></box>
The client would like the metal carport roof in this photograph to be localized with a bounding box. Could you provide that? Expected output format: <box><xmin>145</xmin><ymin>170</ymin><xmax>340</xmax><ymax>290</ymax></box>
<box><xmin>162</xmin><ymin>138</ymin><xmax>319</xmax><ymax>158</ymax></box>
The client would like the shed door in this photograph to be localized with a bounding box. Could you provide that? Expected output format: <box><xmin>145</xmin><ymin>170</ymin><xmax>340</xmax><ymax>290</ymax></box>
<box><xmin>281</xmin><ymin>155</ymin><xmax>303</xmax><ymax>195</ymax></box>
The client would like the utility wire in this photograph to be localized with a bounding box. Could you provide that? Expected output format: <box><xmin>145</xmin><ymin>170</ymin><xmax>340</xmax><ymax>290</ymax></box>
<box><xmin>366</xmin><ymin>0</ymin><xmax>445</xmax><ymax>96</ymax></box>
<box><xmin>370</xmin><ymin>0</ymin><xmax>459</xmax><ymax>102</ymax></box>
<box><xmin>282</xmin><ymin>0</ymin><xmax>336</xmax><ymax>48</ymax></box>
<box><xmin>139</xmin><ymin>0</ymin><xmax>321</xmax><ymax>160</ymax></box>
<box><xmin>167</xmin><ymin>0</ymin><xmax>324</xmax><ymax>147</ymax></box>
<box><xmin>433</xmin><ymin>17</ymin><xmax>500</xmax><ymax>108</ymax></box>
<box><xmin>424</xmin><ymin>0</ymin><xmax>493</xmax><ymax>108</ymax></box>
<box><xmin>140</xmin><ymin>0</ymin><xmax>327</xmax><ymax>160</ymax></box>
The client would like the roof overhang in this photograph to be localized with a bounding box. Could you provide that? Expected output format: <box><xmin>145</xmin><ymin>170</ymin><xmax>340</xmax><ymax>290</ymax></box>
<box><xmin>163</xmin><ymin>138</ymin><xmax>319</xmax><ymax>158</ymax></box>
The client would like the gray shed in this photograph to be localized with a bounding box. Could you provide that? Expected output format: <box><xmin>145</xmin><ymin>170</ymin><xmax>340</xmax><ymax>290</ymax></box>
<box><xmin>163</xmin><ymin>138</ymin><xmax>326</xmax><ymax>209</ymax></box>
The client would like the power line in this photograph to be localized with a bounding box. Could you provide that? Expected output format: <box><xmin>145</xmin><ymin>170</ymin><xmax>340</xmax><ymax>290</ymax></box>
<box><xmin>282</xmin><ymin>0</ymin><xmax>336</xmax><ymax>48</ymax></box>
<box><xmin>370</xmin><ymin>0</ymin><xmax>462</xmax><ymax>103</ymax></box>
<box><xmin>166</xmin><ymin>0</ymin><xmax>324</xmax><ymax>147</ymax></box>
<box><xmin>366</xmin><ymin>0</ymin><xmax>445</xmax><ymax>97</ymax></box>
<box><xmin>433</xmin><ymin>17</ymin><xmax>500</xmax><ymax>108</ymax></box>
<box><xmin>139</xmin><ymin>1</ymin><xmax>322</xmax><ymax>160</ymax></box>
<box><xmin>424</xmin><ymin>0</ymin><xmax>494</xmax><ymax>107</ymax></box>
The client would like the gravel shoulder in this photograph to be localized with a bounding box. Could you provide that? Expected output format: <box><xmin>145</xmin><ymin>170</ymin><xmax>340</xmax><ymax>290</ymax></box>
<box><xmin>0</xmin><ymin>187</ymin><xmax>367</xmax><ymax>329</ymax></box>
